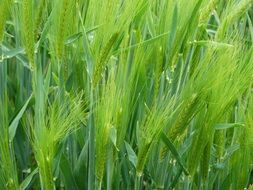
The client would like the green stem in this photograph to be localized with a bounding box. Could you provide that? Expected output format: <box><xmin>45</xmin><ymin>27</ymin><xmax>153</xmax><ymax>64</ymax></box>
<box><xmin>40</xmin><ymin>156</ymin><xmax>54</xmax><ymax>190</ymax></box>
<box><xmin>135</xmin><ymin>175</ymin><xmax>141</xmax><ymax>190</ymax></box>
<box><xmin>0</xmin><ymin>44</ymin><xmax>20</xmax><ymax>190</ymax></box>
<box><xmin>88</xmin><ymin>85</ymin><xmax>95</xmax><ymax>190</ymax></box>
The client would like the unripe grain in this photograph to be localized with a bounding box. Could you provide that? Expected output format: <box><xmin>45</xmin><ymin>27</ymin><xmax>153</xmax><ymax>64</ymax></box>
<box><xmin>35</xmin><ymin>0</ymin><xmax>46</xmax><ymax>40</ymax></box>
<box><xmin>136</xmin><ymin>142</ymin><xmax>152</xmax><ymax>176</ymax></box>
<box><xmin>93</xmin><ymin>33</ymin><xmax>119</xmax><ymax>87</ymax></box>
<box><xmin>199</xmin><ymin>0</ymin><xmax>217</xmax><ymax>26</ymax></box>
<box><xmin>55</xmin><ymin>0</ymin><xmax>73</xmax><ymax>59</ymax></box>
<box><xmin>160</xmin><ymin>94</ymin><xmax>198</xmax><ymax>159</ymax></box>
<box><xmin>154</xmin><ymin>46</ymin><xmax>163</xmax><ymax>100</ymax></box>
<box><xmin>216</xmin><ymin>0</ymin><xmax>253</xmax><ymax>40</ymax></box>
<box><xmin>0</xmin><ymin>0</ymin><xmax>12</xmax><ymax>43</ymax></box>
<box><xmin>201</xmin><ymin>140</ymin><xmax>212</xmax><ymax>181</ymax></box>
<box><xmin>96</xmin><ymin>124</ymin><xmax>110</xmax><ymax>182</ymax></box>
<box><xmin>187</xmin><ymin>125</ymin><xmax>209</xmax><ymax>177</ymax></box>
<box><xmin>214</xmin><ymin>130</ymin><xmax>225</xmax><ymax>160</ymax></box>
<box><xmin>22</xmin><ymin>0</ymin><xmax>35</xmax><ymax>68</ymax></box>
<box><xmin>169</xmin><ymin>93</ymin><xmax>198</xmax><ymax>141</ymax></box>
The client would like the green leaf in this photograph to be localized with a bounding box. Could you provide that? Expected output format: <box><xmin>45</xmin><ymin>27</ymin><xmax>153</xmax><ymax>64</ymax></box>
<box><xmin>109</xmin><ymin>127</ymin><xmax>118</xmax><ymax>150</ymax></box>
<box><xmin>224</xmin><ymin>144</ymin><xmax>240</xmax><ymax>160</ymax></box>
<box><xmin>65</xmin><ymin>32</ymin><xmax>83</xmax><ymax>45</ymax></box>
<box><xmin>114</xmin><ymin>31</ymin><xmax>169</xmax><ymax>54</ymax></box>
<box><xmin>214</xmin><ymin>123</ymin><xmax>244</xmax><ymax>130</ymax></box>
<box><xmin>2</xmin><ymin>47</ymin><xmax>24</xmax><ymax>59</ymax></box>
<box><xmin>125</xmin><ymin>141</ymin><xmax>137</xmax><ymax>167</ymax></box>
<box><xmin>20</xmin><ymin>168</ymin><xmax>38</xmax><ymax>190</ymax></box>
<box><xmin>191</xmin><ymin>40</ymin><xmax>234</xmax><ymax>48</ymax></box>
<box><xmin>74</xmin><ymin>140</ymin><xmax>88</xmax><ymax>174</ymax></box>
<box><xmin>9</xmin><ymin>94</ymin><xmax>33</xmax><ymax>142</ymax></box>
<box><xmin>169</xmin><ymin>168</ymin><xmax>183</xmax><ymax>190</ymax></box>
<box><xmin>74</xmin><ymin>140</ymin><xmax>88</xmax><ymax>189</ymax></box>
<box><xmin>65</xmin><ymin>25</ymin><xmax>100</xmax><ymax>45</ymax></box>
<box><xmin>160</xmin><ymin>132</ymin><xmax>189</xmax><ymax>175</ymax></box>
<box><xmin>1</xmin><ymin>43</ymin><xmax>30</xmax><ymax>70</ymax></box>
<box><xmin>60</xmin><ymin>155</ymin><xmax>79</xmax><ymax>190</ymax></box>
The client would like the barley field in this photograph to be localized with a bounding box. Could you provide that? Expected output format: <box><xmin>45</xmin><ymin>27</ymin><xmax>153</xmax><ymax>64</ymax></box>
<box><xmin>0</xmin><ymin>0</ymin><xmax>253</xmax><ymax>189</ymax></box>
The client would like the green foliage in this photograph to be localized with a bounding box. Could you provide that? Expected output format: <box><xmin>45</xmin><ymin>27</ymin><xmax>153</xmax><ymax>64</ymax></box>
<box><xmin>0</xmin><ymin>0</ymin><xmax>253</xmax><ymax>189</ymax></box>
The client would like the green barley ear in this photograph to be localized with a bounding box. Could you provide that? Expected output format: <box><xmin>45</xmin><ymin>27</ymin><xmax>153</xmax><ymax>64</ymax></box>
<box><xmin>136</xmin><ymin>142</ymin><xmax>152</xmax><ymax>176</ymax></box>
<box><xmin>214</xmin><ymin>129</ymin><xmax>225</xmax><ymax>161</ymax></box>
<box><xmin>160</xmin><ymin>93</ymin><xmax>199</xmax><ymax>160</ymax></box>
<box><xmin>92</xmin><ymin>32</ymin><xmax>119</xmax><ymax>87</ymax></box>
<box><xmin>136</xmin><ymin>97</ymin><xmax>177</xmax><ymax>176</ymax></box>
<box><xmin>95</xmin><ymin>123</ymin><xmax>110</xmax><ymax>182</ymax></box>
<box><xmin>33</xmin><ymin>93</ymin><xmax>86</xmax><ymax>190</ymax></box>
<box><xmin>34</xmin><ymin>0</ymin><xmax>47</xmax><ymax>40</ymax></box>
<box><xmin>216</xmin><ymin>0</ymin><xmax>253</xmax><ymax>40</ymax></box>
<box><xmin>153</xmin><ymin>44</ymin><xmax>163</xmax><ymax>101</ymax></box>
<box><xmin>199</xmin><ymin>0</ymin><xmax>217</xmax><ymax>26</ymax></box>
<box><xmin>201</xmin><ymin>138</ymin><xmax>212</xmax><ymax>182</ymax></box>
<box><xmin>187</xmin><ymin>123</ymin><xmax>210</xmax><ymax>177</ymax></box>
<box><xmin>94</xmin><ymin>70</ymin><xmax>120</xmax><ymax>184</ymax></box>
<box><xmin>54</xmin><ymin>0</ymin><xmax>74</xmax><ymax>60</ymax></box>
<box><xmin>0</xmin><ymin>0</ymin><xmax>12</xmax><ymax>43</ymax></box>
<box><xmin>168</xmin><ymin>93</ymin><xmax>199</xmax><ymax>142</ymax></box>
<box><xmin>22</xmin><ymin>0</ymin><xmax>35</xmax><ymax>68</ymax></box>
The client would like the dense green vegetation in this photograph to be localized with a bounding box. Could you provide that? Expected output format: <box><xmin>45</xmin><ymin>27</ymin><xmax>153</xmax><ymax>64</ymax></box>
<box><xmin>0</xmin><ymin>0</ymin><xmax>253</xmax><ymax>189</ymax></box>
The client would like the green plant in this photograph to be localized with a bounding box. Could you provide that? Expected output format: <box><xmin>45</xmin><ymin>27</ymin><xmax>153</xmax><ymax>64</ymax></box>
<box><xmin>0</xmin><ymin>0</ymin><xmax>253</xmax><ymax>189</ymax></box>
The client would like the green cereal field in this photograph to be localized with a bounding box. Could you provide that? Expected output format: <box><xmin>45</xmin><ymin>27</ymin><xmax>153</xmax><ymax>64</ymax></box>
<box><xmin>0</xmin><ymin>0</ymin><xmax>253</xmax><ymax>189</ymax></box>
